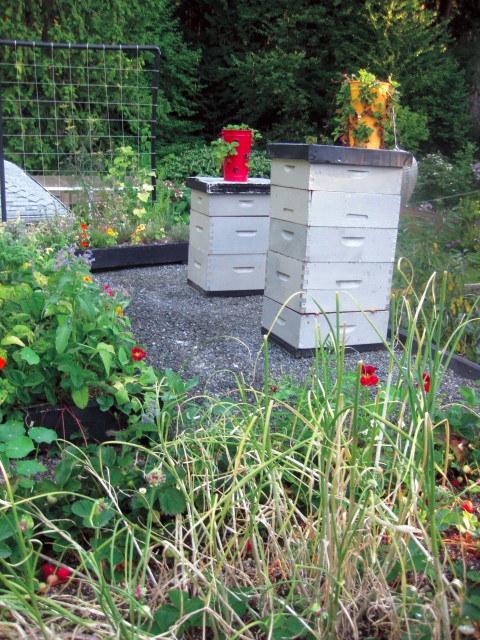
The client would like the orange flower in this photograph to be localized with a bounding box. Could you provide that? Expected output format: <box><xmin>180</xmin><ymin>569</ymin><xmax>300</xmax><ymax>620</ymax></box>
<box><xmin>83</xmin><ymin>276</ymin><xmax>92</xmax><ymax>283</ymax></box>
<box><xmin>81</xmin><ymin>223</ymin><xmax>88</xmax><ymax>230</ymax></box>
<box><xmin>81</xmin><ymin>241</ymin><xmax>89</xmax><ymax>248</ymax></box>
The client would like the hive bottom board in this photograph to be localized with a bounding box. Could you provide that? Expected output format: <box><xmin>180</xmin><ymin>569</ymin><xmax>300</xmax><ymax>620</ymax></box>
<box><xmin>261</xmin><ymin>296</ymin><xmax>389</xmax><ymax>352</ymax></box>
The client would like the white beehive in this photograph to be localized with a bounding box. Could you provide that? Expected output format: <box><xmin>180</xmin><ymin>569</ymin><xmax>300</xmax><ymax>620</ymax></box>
<box><xmin>186</xmin><ymin>177</ymin><xmax>271</xmax><ymax>295</ymax></box>
<box><xmin>262</xmin><ymin>144</ymin><xmax>412</xmax><ymax>352</ymax></box>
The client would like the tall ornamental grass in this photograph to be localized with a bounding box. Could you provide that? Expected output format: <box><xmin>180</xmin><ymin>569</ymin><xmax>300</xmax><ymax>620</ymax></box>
<box><xmin>0</xmin><ymin>270</ymin><xmax>478</xmax><ymax>639</ymax></box>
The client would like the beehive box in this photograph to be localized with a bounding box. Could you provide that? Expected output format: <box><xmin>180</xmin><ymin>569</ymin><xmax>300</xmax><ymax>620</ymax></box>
<box><xmin>270</xmin><ymin>158</ymin><xmax>403</xmax><ymax>194</ymax></box>
<box><xmin>268</xmin><ymin>219</ymin><xmax>398</xmax><ymax>263</ymax></box>
<box><xmin>187</xmin><ymin>245</ymin><xmax>267</xmax><ymax>294</ymax></box>
<box><xmin>262</xmin><ymin>296</ymin><xmax>389</xmax><ymax>350</ymax></box>
<box><xmin>269</xmin><ymin>185</ymin><xmax>400</xmax><ymax>229</ymax></box>
<box><xmin>264</xmin><ymin>251</ymin><xmax>393</xmax><ymax>314</ymax></box>
<box><xmin>189</xmin><ymin>210</ymin><xmax>270</xmax><ymax>255</ymax></box>
<box><xmin>187</xmin><ymin>177</ymin><xmax>271</xmax><ymax>217</ymax></box>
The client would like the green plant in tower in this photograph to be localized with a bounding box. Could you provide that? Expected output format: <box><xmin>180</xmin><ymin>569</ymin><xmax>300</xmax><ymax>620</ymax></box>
<box><xmin>332</xmin><ymin>69</ymin><xmax>399</xmax><ymax>147</ymax></box>
<box><xmin>210</xmin><ymin>124</ymin><xmax>262</xmax><ymax>172</ymax></box>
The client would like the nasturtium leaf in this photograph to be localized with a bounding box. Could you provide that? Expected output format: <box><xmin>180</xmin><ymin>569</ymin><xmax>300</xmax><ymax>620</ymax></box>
<box><xmin>5</xmin><ymin>436</ymin><xmax>34</xmax><ymax>459</ymax></box>
<box><xmin>28</xmin><ymin>427</ymin><xmax>57</xmax><ymax>444</ymax></box>
<box><xmin>72</xmin><ymin>386</ymin><xmax>89</xmax><ymax>409</ymax></box>
<box><xmin>15</xmin><ymin>460</ymin><xmax>46</xmax><ymax>476</ymax></box>
<box><xmin>158</xmin><ymin>487</ymin><xmax>186</xmax><ymax>515</ymax></box>
<box><xmin>19</xmin><ymin>347</ymin><xmax>40</xmax><ymax>365</ymax></box>
<box><xmin>18</xmin><ymin>478</ymin><xmax>35</xmax><ymax>489</ymax></box>
<box><xmin>0</xmin><ymin>420</ymin><xmax>25</xmax><ymax>443</ymax></box>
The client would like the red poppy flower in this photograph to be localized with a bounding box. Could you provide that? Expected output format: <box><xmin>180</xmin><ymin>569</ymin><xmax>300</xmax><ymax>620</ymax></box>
<box><xmin>360</xmin><ymin>365</ymin><xmax>378</xmax><ymax>386</ymax></box>
<box><xmin>131</xmin><ymin>347</ymin><xmax>147</xmax><ymax>361</ymax></box>
<box><xmin>462</xmin><ymin>500</ymin><xmax>474</xmax><ymax>514</ymax></box>
<box><xmin>0</xmin><ymin>357</ymin><xmax>6</xmax><ymax>370</ymax></box>
<box><xmin>422</xmin><ymin>373</ymin><xmax>430</xmax><ymax>393</ymax></box>
<box><xmin>81</xmin><ymin>241</ymin><xmax>88</xmax><ymax>247</ymax></box>
<box><xmin>81</xmin><ymin>223</ymin><xmax>88</xmax><ymax>230</ymax></box>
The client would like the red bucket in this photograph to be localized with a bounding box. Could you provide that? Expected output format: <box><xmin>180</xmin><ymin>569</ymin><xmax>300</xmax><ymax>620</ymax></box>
<box><xmin>222</xmin><ymin>129</ymin><xmax>252</xmax><ymax>182</ymax></box>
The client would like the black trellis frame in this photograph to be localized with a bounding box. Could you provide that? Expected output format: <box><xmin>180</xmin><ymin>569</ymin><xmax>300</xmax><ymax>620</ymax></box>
<box><xmin>0</xmin><ymin>40</ymin><xmax>161</xmax><ymax>222</ymax></box>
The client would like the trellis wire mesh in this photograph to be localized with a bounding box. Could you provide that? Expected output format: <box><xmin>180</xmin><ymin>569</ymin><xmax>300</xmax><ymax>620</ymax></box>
<box><xmin>0</xmin><ymin>40</ymin><xmax>161</xmax><ymax>221</ymax></box>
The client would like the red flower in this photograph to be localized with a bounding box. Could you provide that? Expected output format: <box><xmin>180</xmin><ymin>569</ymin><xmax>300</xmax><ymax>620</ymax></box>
<box><xmin>81</xmin><ymin>241</ymin><xmax>89</xmax><ymax>247</ymax></box>
<box><xmin>462</xmin><ymin>500</ymin><xmax>474</xmax><ymax>514</ymax></box>
<box><xmin>422</xmin><ymin>373</ymin><xmax>430</xmax><ymax>393</ymax></box>
<box><xmin>0</xmin><ymin>357</ymin><xmax>6</xmax><ymax>370</ymax></box>
<box><xmin>131</xmin><ymin>347</ymin><xmax>147</xmax><ymax>361</ymax></box>
<box><xmin>41</xmin><ymin>563</ymin><xmax>56</xmax><ymax>579</ymax></box>
<box><xmin>81</xmin><ymin>223</ymin><xmax>88</xmax><ymax>230</ymax></box>
<box><xmin>360</xmin><ymin>365</ymin><xmax>379</xmax><ymax>386</ymax></box>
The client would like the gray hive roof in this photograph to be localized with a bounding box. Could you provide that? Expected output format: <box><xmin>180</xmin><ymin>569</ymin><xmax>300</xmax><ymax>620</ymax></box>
<box><xmin>3</xmin><ymin>160</ymin><xmax>69</xmax><ymax>222</ymax></box>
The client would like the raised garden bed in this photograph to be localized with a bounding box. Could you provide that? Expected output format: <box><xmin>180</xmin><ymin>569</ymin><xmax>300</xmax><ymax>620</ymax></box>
<box><xmin>89</xmin><ymin>242</ymin><xmax>188</xmax><ymax>271</ymax></box>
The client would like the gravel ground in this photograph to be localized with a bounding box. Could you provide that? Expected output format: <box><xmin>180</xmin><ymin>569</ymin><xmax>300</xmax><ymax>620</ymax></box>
<box><xmin>103</xmin><ymin>264</ymin><xmax>478</xmax><ymax>404</ymax></box>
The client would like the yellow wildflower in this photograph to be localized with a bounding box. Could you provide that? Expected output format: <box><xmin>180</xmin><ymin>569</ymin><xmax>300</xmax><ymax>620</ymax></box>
<box><xmin>83</xmin><ymin>276</ymin><xmax>92</xmax><ymax>283</ymax></box>
<box><xmin>107</xmin><ymin>228</ymin><xmax>118</xmax><ymax>236</ymax></box>
<box><xmin>136</xmin><ymin>224</ymin><xmax>146</xmax><ymax>232</ymax></box>
<box><xmin>116</xmin><ymin>306</ymin><xmax>124</xmax><ymax>318</ymax></box>
<box><xmin>45</xmin><ymin>247</ymin><xmax>54</xmax><ymax>254</ymax></box>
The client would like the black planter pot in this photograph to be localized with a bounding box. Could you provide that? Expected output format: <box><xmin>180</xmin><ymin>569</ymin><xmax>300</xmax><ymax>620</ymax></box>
<box><xmin>89</xmin><ymin>242</ymin><xmax>188</xmax><ymax>272</ymax></box>
<box><xmin>25</xmin><ymin>401</ymin><xmax>128</xmax><ymax>444</ymax></box>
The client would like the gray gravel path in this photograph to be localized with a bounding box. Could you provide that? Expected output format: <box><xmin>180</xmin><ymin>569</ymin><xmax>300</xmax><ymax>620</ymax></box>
<box><xmin>103</xmin><ymin>264</ymin><xmax>478</xmax><ymax>403</ymax></box>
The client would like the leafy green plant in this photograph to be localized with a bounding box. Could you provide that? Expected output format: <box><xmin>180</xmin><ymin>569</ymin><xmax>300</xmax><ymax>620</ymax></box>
<box><xmin>0</xmin><ymin>229</ymin><xmax>161</xmax><ymax>416</ymax></box>
<box><xmin>211</xmin><ymin>124</ymin><xmax>262</xmax><ymax>172</ymax></box>
<box><xmin>332</xmin><ymin>69</ymin><xmax>399</xmax><ymax>148</ymax></box>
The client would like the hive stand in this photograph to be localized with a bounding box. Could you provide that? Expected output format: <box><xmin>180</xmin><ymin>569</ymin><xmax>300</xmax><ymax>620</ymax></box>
<box><xmin>261</xmin><ymin>144</ymin><xmax>412</xmax><ymax>355</ymax></box>
<box><xmin>186</xmin><ymin>177</ymin><xmax>271</xmax><ymax>296</ymax></box>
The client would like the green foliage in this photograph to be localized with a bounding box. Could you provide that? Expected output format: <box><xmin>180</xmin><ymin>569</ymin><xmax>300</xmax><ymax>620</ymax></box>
<box><xmin>384</xmin><ymin>104</ymin><xmax>430</xmax><ymax>154</ymax></box>
<box><xmin>175</xmin><ymin>0</ymin><xmax>471</xmax><ymax>152</ymax></box>
<box><xmin>414</xmin><ymin>143</ymin><xmax>479</xmax><ymax>206</ymax></box>
<box><xmin>0</xmin><ymin>225</ymin><xmax>160</xmax><ymax>414</ymax></box>
<box><xmin>160</xmin><ymin>141</ymin><xmax>271</xmax><ymax>182</ymax></box>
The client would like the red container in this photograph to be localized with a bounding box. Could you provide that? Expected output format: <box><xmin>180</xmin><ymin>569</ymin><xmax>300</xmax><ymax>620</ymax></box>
<box><xmin>222</xmin><ymin>129</ymin><xmax>252</xmax><ymax>182</ymax></box>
